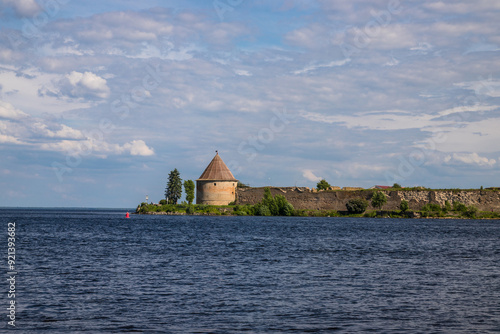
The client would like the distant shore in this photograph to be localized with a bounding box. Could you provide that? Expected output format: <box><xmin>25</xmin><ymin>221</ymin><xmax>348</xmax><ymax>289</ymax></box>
<box><xmin>135</xmin><ymin>203</ymin><xmax>500</xmax><ymax>219</ymax></box>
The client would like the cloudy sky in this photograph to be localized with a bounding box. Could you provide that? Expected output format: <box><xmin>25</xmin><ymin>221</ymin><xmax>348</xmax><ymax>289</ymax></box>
<box><xmin>1</xmin><ymin>0</ymin><xmax>500</xmax><ymax>207</ymax></box>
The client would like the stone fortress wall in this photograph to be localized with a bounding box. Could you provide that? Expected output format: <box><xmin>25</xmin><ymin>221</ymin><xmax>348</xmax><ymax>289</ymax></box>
<box><xmin>236</xmin><ymin>187</ymin><xmax>500</xmax><ymax>212</ymax></box>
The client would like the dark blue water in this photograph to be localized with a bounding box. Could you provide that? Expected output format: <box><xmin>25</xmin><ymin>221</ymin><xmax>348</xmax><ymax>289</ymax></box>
<box><xmin>1</xmin><ymin>208</ymin><xmax>499</xmax><ymax>333</ymax></box>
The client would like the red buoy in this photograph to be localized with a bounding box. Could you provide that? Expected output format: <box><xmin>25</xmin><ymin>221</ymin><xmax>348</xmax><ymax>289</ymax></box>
<box><xmin>125</xmin><ymin>212</ymin><xmax>130</xmax><ymax>218</ymax></box>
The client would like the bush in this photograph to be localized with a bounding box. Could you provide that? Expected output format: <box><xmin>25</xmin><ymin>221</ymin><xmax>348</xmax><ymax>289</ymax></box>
<box><xmin>443</xmin><ymin>200</ymin><xmax>452</xmax><ymax>214</ymax></box>
<box><xmin>453</xmin><ymin>202</ymin><xmax>468</xmax><ymax>212</ymax></box>
<box><xmin>255</xmin><ymin>204</ymin><xmax>272</xmax><ymax>216</ymax></box>
<box><xmin>316</xmin><ymin>179</ymin><xmax>331</xmax><ymax>191</ymax></box>
<box><xmin>262</xmin><ymin>188</ymin><xmax>279</xmax><ymax>215</ymax></box>
<box><xmin>363</xmin><ymin>211</ymin><xmax>377</xmax><ymax>218</ymax></box>
<box><xmin>256</xmin><ymin>188</ymin><xmax>295</xmax><ymax>216</ymax></box>
<box><xmin>392</xmin><ymin>183</ymin><xmax>402</xmax><ymax>189</ymax></box>
<box><xmin>235</xmin><ymin>210</ymin><xmax>248</xmax><ymax>216</ymax></box>
<box><xmin>479</xmin><ymin>211</ymin><xmax>500</xmax><ymax>219</ymax></box>
<box><xmin>186</xmin><ymin>205</ymin><xmax>195</xmax><ymax>215</ymax></box>
<box><xmin>422</xmin><ymin>203</ymin><xmax>441</xmax><ymax>212</ymax></box>
<box><xmin>400</xmin><ymin>200</ymin><xmax>409</xmax><ymax>212</ymax></box>
<box><xmin>274</xmin><ymin>194</ymin><xmax>294</xmax><ymax>216</ymax></box>
<box><xmin>159</xmin><ymin>199</ymin><xmax>167</xmax><ymax>205</ymax></box>
<box><xmin>371</xmin><ymin>191</ymin><xmax>387</xmax><ymax>210</ymax></box>
<box><xmin>463</xmin><ymin>206</ymin><xmax>478</xmax><ymax>218</ymax></box>
<box><xmin>346</xmin><ymin>198</ymin><xmax>369</xmax><ymax>214</ymax></box>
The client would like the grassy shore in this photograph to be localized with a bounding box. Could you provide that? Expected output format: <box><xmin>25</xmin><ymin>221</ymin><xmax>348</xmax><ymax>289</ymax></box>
<box><xmin>136</xmin><ymin>203</ymin><xmax>500</xmax><ymax>219</ymax></box>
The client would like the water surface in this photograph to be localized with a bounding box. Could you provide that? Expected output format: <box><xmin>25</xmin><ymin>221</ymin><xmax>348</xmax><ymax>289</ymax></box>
<box><xmin>1</xmin><ymin>209</ymin><xmax>499</xmax><ymax>333</ymax></box>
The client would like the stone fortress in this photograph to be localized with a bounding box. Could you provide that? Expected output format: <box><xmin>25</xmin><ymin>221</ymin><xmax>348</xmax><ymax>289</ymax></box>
<box><xmin>195</xmin><ymin>151</ymin><xmax>500</xmax><ymax>212</ymax></box>
<box><xmin>236</xmin><ymin>187</ymin><xmax>500</xmax><ymax>212</ymax></box>
<box><xmin>196</xmin><ymin>151</ymin><xmax>238</xmax><ymax>205</ymax></box>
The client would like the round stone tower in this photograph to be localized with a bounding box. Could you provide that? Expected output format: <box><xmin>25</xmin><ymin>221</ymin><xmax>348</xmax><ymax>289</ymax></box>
<box><xmin>196</xmin><ymin>151</ymin><xmax>238</xmax><ymax>205</ymax></box>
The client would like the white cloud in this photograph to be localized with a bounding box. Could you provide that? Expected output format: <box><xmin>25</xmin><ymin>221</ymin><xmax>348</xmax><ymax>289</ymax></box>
<box><xmin>424</xmin><ymin>1</ymin><xmax>500</xmax><ymax>14</ymax></box>
<box><xmin>447</xmin><ymin>153</ymin><xmax>496</xmax><ymax>167</ymax></box>
<box><xmin>39</xmin><ymin>138</ymin><xmax>155</xmax><ymax>157</ymax></box>
<box><xmin>437</xmin><ymin>104</ymin><xmax>498</xmax><ymax>117</ymax></box>
<box><xmin>0</xmin><ymin>100</ymin><xmax>154</xmax><ymax>157</ymax></box>
<box><xmin>0</xmin><ymin>100</ymin><xmax>29</xmax><ymax>120</ymax></box>
<box><xmin>302</xmin><ymin>169</ymin><xmax>322</xmax><ymax>182</ymax></box>
<box><xmin>235</xmin><ymin>69</ymin><xmax>252</xmax><ymax>76</ymax></box>
<box><xmin>1</xmin><ymin>0</ymin><xmax>41</xmax><ymax>17</ymax></box>
<box><xmin>30</xmin><ymin>122</ymin><xmax>84</xmax><ymax>139</ymax></box>
<box><xmin>0</xmin><ymin>68</ymin><xmax>93</xmax><ymax>115</ymax></box>
<box><xmin>122</xmin><ymin>140</ymin><xmax>155</xmax><ymax>156</ymax></box>
<box><xmin>293</xmin><ymin>59</ymin><xmax>351</xmax><ymax>75</ymax></box>
<box><xmin>60</xmin><ymin>71</ymin><xmax>111</xmax><ymax>99</ymax></box>
<box><xmin>0</xmin><ymin>133</ymin><xmax>23</xmax><ymax>144</ymax></box>
<box><xmin>455</xmin><ymin>79</ymin><xmax>500</xmax><ymax>98</ymax></box>
<box><xmin>300</xmin><ymin>110</ymin><xmax>439</xmax><ymax>131</ymax></box>
<box><xmin>285</xmin><ymin>23</ymin><xmax>330</xmax><ymax>49</ymax></box>
<box><xmin>435</xmin><ymin>118</ymin><xmax>500</xmax><ymax>154</ymax></box>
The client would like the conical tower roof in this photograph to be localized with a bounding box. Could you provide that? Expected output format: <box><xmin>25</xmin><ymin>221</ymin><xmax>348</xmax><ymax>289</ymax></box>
<box><xmin>197</xmin><ymin>151</ymin><xmax>237</xmax><ymax>181</ymax></box>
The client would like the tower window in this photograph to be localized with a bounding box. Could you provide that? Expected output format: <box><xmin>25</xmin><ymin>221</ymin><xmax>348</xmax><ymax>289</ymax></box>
<box><xmin>214</xmin><ymin>183</ymin><xmax>216</xmax><ymax>186</ymax></box>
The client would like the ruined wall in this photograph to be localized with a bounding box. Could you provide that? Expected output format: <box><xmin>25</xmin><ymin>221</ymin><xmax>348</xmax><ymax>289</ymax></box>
<box><xmin>236</xmin><ymin>187</ymin><xmax>500</xmax><ymax>211</ymax></box>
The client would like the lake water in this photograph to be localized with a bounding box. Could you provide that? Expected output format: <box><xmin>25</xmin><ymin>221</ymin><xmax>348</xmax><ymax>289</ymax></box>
<box><xmin>1</xmin><ymin>208</ymin><xmax>499</xmax><ymax>333</ymax></box>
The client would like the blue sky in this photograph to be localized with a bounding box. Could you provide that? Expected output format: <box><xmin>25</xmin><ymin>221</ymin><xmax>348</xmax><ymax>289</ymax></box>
<box><xmin>1</xmin><ymin>0</ymin><xmax>500</xmax><ymax>207</ymax></box>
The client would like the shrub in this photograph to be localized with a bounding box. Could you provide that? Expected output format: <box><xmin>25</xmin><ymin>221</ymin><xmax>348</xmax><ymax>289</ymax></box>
<box><xmin>400</xmin><ymin>200</ymin><xmax>409</xmax><ymax>212</ymax></box>
<box><xmin>186</xmin><ymin>205</ymin><xmax>195</xmax><ymax>215</ymax></box>
<box><xmin>422</xmin><ymin>203</ymin><xmax>441</xmax><ymax>212</ymax></box>
<box><xmin>393</xmin><ymin>183</ymin><xmax>402</xmax><ymax>189</ymax></box>
<box><xmin>479</xmin><ymin>211</ymin><xmax>500</xmax><ymax>219</ymax></box>
<box><xmin>371</xmin><ymin>191</ymin><xmax>387</xmax><ymax>210</ymax></box>
<box><xmin>363</xmin><ymin>211</ymin><xmax>377</xmax><ymax>218</ymax></box>
<box><xmin>316</xmin><ymin>179</ymin><xmax>331</xmax><ymax>191</ymax></box>
<box><xmin>262</xmin><ymin>188</ymin><xmax>279</xmax><ymax>215</ymax></box>
<box><xmin>453</xmin><ymin>202</ymin><xmax>468</xmax><ymax>212</ymax></box>
<box><xmin>235</xmin><ymin>210</ymin><xmax>247</xmax><ymax>216</ymax></box>
<box><xmin>443</xmin><ymin>200</ymin><xmax>452</xmax><ymax>214</ymax></box>
<box><xmin>159</xmin><ymin>199</ymin><xmax>167</xmax><ymax>205</ymax></box>
<box><xmin>274</xmin><ymin>194</ymin><xmax>294</xmax><ymax>216</ymax></box>
<box><xmin>256</xmin><ymin>204</ymin><xmax>272</xmax><ymax>216</ymax></box>
<box><xmin>463</xmin><ymin>206</ymin><xmax>478</xmax><ymax>218</ymax></box>
<box><xmin>346</xmin><ymin>198</ymin><xmax>369</xmax><ymax>214</ymax></box>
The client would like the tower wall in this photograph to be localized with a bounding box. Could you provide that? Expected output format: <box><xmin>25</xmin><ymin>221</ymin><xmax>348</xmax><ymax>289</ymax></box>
<box><xmin>196</xmin><ymin>180</ymin><xmax>237</xmax><ymax>205</ymax></box>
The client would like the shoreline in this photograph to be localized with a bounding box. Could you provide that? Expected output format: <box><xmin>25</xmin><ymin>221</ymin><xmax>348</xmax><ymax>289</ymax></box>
<box><xmin>135</xmin><ymin>211</ymin><xmax>500</xmax><ymax>220</ymax></box>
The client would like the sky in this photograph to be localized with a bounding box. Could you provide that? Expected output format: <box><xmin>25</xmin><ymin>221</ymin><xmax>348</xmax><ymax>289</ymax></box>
<box><xmin>1</xmin><ymin>0</ymin><xmax>500</xmax><ymax>207</ymax></box>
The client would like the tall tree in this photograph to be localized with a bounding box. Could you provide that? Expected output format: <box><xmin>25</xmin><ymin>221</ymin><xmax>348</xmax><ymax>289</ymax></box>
<box><xmin>165</xmin><ymin>169</ymin><xmax>182</xmax><ymax>204</ymax></box>
<box><xmin>184</xmin><ymin>180</ymin><xmax>195</xmax><ymax>205</ymax></box>
<box><xmin>371</xmin><ymin>191</ymin><xmax>387</xmax><ymax>210</ymax></box>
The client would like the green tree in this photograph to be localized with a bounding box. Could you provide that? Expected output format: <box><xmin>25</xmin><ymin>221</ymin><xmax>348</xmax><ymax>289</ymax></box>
<box><xmin>346</xmin><ymin>198</ymin><xmax>369</xmax><ymax>214</ymax></box>
<box><xmin>453</xmin><ymin>201</ymin><xmax>467</xmax><ymax>212</ymax></box>
<box><xmin>183</xmin><ymin>180</ymin><xmax>195</xmax><ymax>205</ymax></box>
<box><xmin>393</xmin><ymin>183</ymin><xmax>402</xmax><ymax>189</ymax></box>
<box><xmin>262</xmin><ymin>187</ymin><xmax>279</xmax><ymax>215</ymax></box>
<box><xmin>316</xmin><ymin>179</ymin><xmax>331</xmax><ymax>191</ymax></box>
<box><xmin>400</xmin><ymin>199</ymin><xmax>409</xmax><ymax>212</ymax></box>
<box><xmin>464</xmin><ymin>205</ymin><xmax>478</xmax><ymax>218</ymax></box>
<box><xmin>275</xmin><ymin>194</ymin><xmax>295</xmax><ymax>216</ymax></box>
<box><xmin>165</xmin><ymin>168</ymin><xmax>182</xmax><ymax>204</ymax></box>
<box><xmin>443</xmin><ymin>200</ymin><xmax>452</xmax><ymax>214</ymax></box>
<box><xmin>371</xmin><ymin>191</ymin><xmax>387</xmax><ymax>210</ymax></box>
